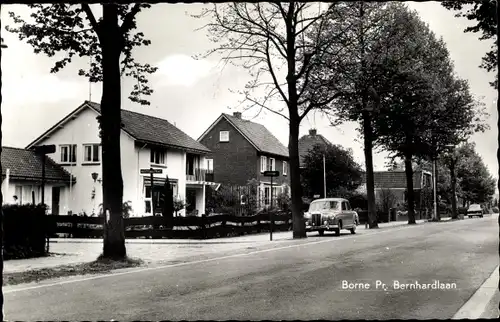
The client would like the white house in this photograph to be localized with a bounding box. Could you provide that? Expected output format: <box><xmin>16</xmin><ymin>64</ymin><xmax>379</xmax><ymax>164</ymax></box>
<box><xmin>1</xmin><ymin>146</ymin><xmax>75</xmax><ymax>213</ymax></box>
<box><xmin>26</xmin><ymin>101</ymin><xmax>216</xmax><ymax>217</ymax></box>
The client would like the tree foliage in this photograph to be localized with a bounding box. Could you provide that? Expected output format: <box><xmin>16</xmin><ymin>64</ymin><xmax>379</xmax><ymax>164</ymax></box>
<box><xmin>6</xmin><ymin>4</ymin><xmax>157</xmax><ymax>104</ymax></box>
<box><xmin>455</xmin><ymin>143</ymin><xmax>496</xmax><ymax>204</ymax></box>
<box><xmin>6</xmin><ymin>4</ymin><xmax>156</xmax><ymax>259</ymax></box>
<box><xmin>301</xmin><ymin>144</ymin><xmax>363</xmax><ymax>198</ymax></box>
<box><xmin>442</xmin><ymin>0</ymin><xmax>498</xmax><ymax>88</ymax></box>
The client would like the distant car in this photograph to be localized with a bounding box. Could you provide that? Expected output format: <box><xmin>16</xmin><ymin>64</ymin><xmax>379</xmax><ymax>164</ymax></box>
<box><xmin>304</xmin><ymin>198</ymin><xmax>358</xmax><ymax>236</ymax></box>
<box><xmin>467</xmin><ymin>204</ymin><xmax>484</xmax><ymax>218</ymax></box>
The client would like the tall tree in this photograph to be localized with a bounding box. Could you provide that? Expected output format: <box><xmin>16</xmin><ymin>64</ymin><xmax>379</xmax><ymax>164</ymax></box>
<box><xmin>442</xmin><ymin>0</ymin><xmax>497</xmax><ymax>88</ymax></box>
<box><xmin>193</xmin><ymin>2</ymin><xmax>353</xmax><ymax>238</ymax></box>
<box><xmin>6</xmin><ymin>4</ymin><xmax>157</xmax><ymax>258</ymax></box>
<box><xmin>301</xmin><ymin>144</ymin><xmax>363</xmax><ymax>198</ymax></box>
<box><xmin>455</xmin><ymin>143</ymin><xmax>496</xmax><ymax>205</ymax></box>
<box><xmin>316</xmin><ymin>2</ymin><xmax>433</xmax><ymax>228</ymax></box>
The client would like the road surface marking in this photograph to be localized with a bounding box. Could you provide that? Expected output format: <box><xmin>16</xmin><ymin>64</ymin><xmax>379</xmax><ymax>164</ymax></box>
<box><xmin>3</xmin><ymin>222</ymin><xmax>461</xmax><ymax>294</ymax></box>
<box><xmin>452</xmin><ymin>265</ymin><xmax>499</xmax><ymax>319</ymax></box>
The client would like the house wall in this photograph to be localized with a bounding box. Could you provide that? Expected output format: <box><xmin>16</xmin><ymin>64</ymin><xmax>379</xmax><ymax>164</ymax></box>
<box><xmin>35</xmin><ymin>107</ymin><xmax>136</xmax><ymax>216</ymax></box>
<box><xmin>199</xmin><ymin>117</ymin><xmax>257</xmax><ymax>186</ymax></box>
<box><xmin>136</xmin><ymin>145</ymin><xmax>187</xmax><ymax>216</ymax></box>
<box><xmin>1</xmin><ymin>179</ymin><xmax>69</xmax><ymax>215</ymax></box>
<box><xmin>256</xmin><ymin>153</ymin><xmax>290</xmax><ymax>186</ymax></box>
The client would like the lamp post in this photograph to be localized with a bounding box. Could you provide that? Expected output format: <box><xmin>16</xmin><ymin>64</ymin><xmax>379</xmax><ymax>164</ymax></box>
<box><xmin>32</xmin><ymin>144</ymin><xmax>56</xmax><ymax>207</ymax></box>
<box><xmin>91</xmin><ymin>172</ymin><xmax>99</xmax><ymax>215</ymax></box>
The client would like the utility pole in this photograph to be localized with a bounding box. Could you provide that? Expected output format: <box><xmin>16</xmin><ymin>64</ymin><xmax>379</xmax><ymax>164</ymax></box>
<box><xmin>32</xmin><ymin>145</ymin><xmax>56</xmax><ymax>207</ymax></box>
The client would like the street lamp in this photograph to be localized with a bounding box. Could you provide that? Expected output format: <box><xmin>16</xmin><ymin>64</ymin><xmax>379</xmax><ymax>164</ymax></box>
<box><xmin>91</xmin><ymin>173</ymin><xmax>99</xmax><ymax>215</ymax></box>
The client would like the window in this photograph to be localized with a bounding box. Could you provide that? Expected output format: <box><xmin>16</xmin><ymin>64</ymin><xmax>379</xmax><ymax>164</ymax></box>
<box><xmin>206</xmin><ymin>158</ymin><xmax>214</xmax><ymax>172</ymax></box>
<box><xmin>150</xmin><ymin>148</ymin><xmax>165</xmax><ymax>165</ymax></box>
<box><xmin>240</xmin><ymin>195</ymin><xmax>247</xmax><ymax>205</ymax></box>
<box><xmin>345</xmin><ymin>201</ymin><xmax>351</xmax><ymax>211</ymax></box>
<box><xmin>60</xmin><ymin>144</ymin><xmax>77</xmax><ymax>163</ymax></box>
<box><xmin>145</xmin><ymin>182</ymin><xmax>178</xmax><ymax>214</ymax></box>
<box><xmin>219</xmin><ymin>131</ymin><xmax>229</xmax><ymax>142</ymax></box>
<box><xmin>264</xmin><ymin>186</ymin><xmax>270</xmax><ymax>205</ymax></box>
<box><xmin>268</xmin><ymin>158</ymin><xmax>275</xmax><ymax>171</ymax></box>
<box><xmin>260</xmin><ymin>156</ymin><xmax>267</xmax><ymax>173</ymax></box>
<box><xmin>283</xmin><ymin>161</ymin><xmax>288</xmax><ymax>176</ymax></box>
<box><xmin>83</xmin><ymin>144</ymin><xmax>100</xmax><ymax>162</ymax></box>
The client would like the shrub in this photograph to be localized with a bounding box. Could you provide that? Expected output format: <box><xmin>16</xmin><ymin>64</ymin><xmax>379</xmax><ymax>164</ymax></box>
<box><xmin>492</xmin><ymin>206</ymin><xmax>499</xmax><ymax>214</ymax></box>
<box><xmin>3</xmin><ymin>204</ymin><xmax>49</xmax><ymax>260</ymax></box>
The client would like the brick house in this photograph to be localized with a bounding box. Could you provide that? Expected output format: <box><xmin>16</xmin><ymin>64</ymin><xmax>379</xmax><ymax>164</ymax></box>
<box><xmin>298</xmin><ymin>128</ymin><xmax>332</xmax><ymax>170</ymax></box>
<box><xmin>357</xmin><ymin>170</ymin><xmax>433</xmax><ymax>209</ymax></box>
<box><xmin>198</xmin><ymin>112</ymin><xmax>290</xmax><ymax>208</ymax></box>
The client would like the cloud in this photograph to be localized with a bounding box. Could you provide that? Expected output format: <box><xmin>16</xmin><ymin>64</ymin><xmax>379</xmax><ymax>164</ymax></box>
<box><xmin>155</xmin><ymin>54</ymin><xmax>219</xmax><ymax>87</ymax></box>
<box><xmin>2</xmin><ymin>73</ymin><xmax>85</xmax><ymax>107</ymax></box>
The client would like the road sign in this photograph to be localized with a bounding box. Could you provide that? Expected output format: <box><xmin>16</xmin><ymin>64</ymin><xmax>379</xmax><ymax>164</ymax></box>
<box><xmin>263</xmin><ymin>170</ymin><xmax>279</xmax><ymax>177</ymax></box>
<box><xmin>140</xmin><ymin>168</ymin><xmax>163</xmax><ymax>174</ymax></box>
<box><xmin>33</xmin><ymin>144</ymin><xmax>56</xmax><ymax>154</ymax></box>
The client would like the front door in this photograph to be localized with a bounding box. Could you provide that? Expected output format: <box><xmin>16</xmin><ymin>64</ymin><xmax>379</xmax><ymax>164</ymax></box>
<box><xmin>51</xmin><ymin>187</ymin><xmax>60</xmax><ymax>215</ymax></box>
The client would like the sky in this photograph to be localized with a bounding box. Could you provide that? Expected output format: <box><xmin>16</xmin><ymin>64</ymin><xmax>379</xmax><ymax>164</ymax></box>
<box><xmin>1</xmin><ymin>2</ymin><xmax>498</xmax><ymax>186</ymax></box>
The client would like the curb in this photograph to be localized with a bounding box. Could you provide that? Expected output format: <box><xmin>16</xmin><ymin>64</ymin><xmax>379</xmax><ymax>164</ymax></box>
<box><xmin>452</xmin><ymin>265</ymin><xmax>499</xmax><ymax>319</ymax></box>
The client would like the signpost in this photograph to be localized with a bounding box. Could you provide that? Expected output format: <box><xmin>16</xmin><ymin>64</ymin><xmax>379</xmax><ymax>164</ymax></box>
<box><xmin>140</xmin><ymin>168</ymin><xmax>163</xmax><ymax>215</ymax></box>
<box><xmin>263</xmin><ymin>170</ymin><xmax>279</xmax><ymax>241</ymax></box>
<box><xmin>32</xmin><ymin>144</ymin><xmax>56</xmax><ymax>207</ymax></box>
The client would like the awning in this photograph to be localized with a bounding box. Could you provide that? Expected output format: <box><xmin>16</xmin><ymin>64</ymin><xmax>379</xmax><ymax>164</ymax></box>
<box><xmin>143</xmin><ymin>177</ymin><xmax>178</xmax><ymax>187</ymax></box>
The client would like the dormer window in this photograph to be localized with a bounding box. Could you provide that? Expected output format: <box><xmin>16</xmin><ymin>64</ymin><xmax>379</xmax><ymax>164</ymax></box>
<box><xmin>150</xmin><ymin>148</ymin><xmax>165</xmax><ymax>165</ymax></box>
<box><xmin>219</xmin><ymin>131</ymin><xmax>229</xmax><ymax>142</ymax></box>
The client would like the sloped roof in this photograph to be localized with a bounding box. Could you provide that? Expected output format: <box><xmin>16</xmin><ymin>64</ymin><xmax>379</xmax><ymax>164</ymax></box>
<box><xmin>85</xmin><ymin>101</ymin><xmax>211</xmax><ymax>154</ymax></box>
<box><xmin>298</xmin><ymin>130</ymin><xmax>332</xmax><ymax>167</ymax></box>
<box><xmin>360</xmin><ymin>171</ymin><xmax>425</xmax><ymax>189</ymax></box>
<box><xmin>1</xmin><ymin>147</ymin><xmax>74</xmax><ymax>183</ymax></box>
<box><xmin>222</xmin><ymin>113</ymin><xmax>289</xmax><ymax>158</ymax></box>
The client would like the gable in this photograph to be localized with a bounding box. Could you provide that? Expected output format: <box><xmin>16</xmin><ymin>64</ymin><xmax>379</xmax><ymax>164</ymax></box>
<box><xmin>298</xmin><ymin>134</ymin><xmax>331</xmax><ymax>167</ymax></box>
<box><xmin>27</xmin><ymin>101</ymin><xmax>211</xmax><ymax>154</ymax></box>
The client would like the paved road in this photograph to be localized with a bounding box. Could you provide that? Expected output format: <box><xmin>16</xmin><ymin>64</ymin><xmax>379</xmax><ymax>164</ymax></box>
<box><xmin>4</xmin><ymin>215</ymin><xmax>498</xmax><ymax>320</ymax></box>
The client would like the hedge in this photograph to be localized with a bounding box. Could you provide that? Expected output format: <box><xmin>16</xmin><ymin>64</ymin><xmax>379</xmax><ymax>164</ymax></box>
<box><xmin>3</xmin><ymin>204</ymin><xmax>49</xmax><ymax>260</ymax></box>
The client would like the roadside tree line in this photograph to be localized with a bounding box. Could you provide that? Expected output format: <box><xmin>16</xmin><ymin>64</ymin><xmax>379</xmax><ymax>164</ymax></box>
<box><xmin>2</xmin><ymin>2</ymin><xmax>491</xmax><ymax>260</ymax></box>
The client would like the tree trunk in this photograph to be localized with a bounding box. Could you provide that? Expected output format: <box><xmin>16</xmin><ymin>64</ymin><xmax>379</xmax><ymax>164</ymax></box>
<box><xmin>404</xmin><ymin>152</ymin><xmax>416</xmax><ymax>224</ymax></box>
<box><xmin>100</xmin><ymin>4</ymin><xmax>126</xmax><ymax>259</ymax></box>
<box><xmin>285</xmin><ymin>3</ymin><xmax>306</xmax><ymax>239</ymax></box>
<box><xmin>362</xmin><ymin>110</ymin><xmax>378</xmax><ymax>228</ymax></box>
<box><xmin>289</xmin><ymin>116</ymin><xmax>306</xmax><ymax>238</ymax></box>
<box><xmin>435</xmin><ymin>160</ymin><xmax>440</xmax><ymax>220</ymax></box>
<box><xmin>450</xmin><ymin>159</ymin><xmax>458</xmax><ymax>219</ymax></box>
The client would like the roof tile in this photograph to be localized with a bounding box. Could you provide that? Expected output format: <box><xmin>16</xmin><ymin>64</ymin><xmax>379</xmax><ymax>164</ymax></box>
<box><xmin>87</xmin><ymin>101</ymin><xmax>211</xmax><ymax>154</ymax></box>
<box><xmin>361</xmin><ymin>171</ymin><xmax>424</xmax><ymax>189</ymax></box>
<box><xmin>1</xmin><ymin>147</ymin><xmax>73</xmax><ymax>183</ymax></box>
<box><xmin>298</xmin><ymin>132</ymin><xmax>332</xmax><ymax>167</ymax></box>
<box><xmin>223</xmin><ymin>113</ymin><xmax>289</xmax><ymax>158</ymax></box>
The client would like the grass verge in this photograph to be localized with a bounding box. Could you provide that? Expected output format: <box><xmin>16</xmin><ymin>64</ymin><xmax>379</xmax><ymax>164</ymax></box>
<box><xmin>3</xmin><ymin>256</ymin><xmax>144</xmax><ymax>286</ymax></box>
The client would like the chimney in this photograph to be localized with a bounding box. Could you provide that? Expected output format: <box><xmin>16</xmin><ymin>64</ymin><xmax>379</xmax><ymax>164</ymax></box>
<box><xmin>233</xmin><ymin>112</ymin><xmax>242</xmax><ymax>119</ymax></box>
<box><xmin>309</xmin><ymin>129</ymin><xmax>317</xmax><ymax>136</ymax></box>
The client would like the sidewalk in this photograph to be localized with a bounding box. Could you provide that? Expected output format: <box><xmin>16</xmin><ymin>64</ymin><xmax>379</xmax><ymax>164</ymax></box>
<box><xmin>2</xmin><ymin>217</ymin><xmax>448</xmax><ymax>274</ymax></box>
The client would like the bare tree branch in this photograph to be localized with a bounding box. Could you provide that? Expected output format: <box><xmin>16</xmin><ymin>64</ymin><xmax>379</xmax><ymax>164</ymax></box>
<box><xmin>120</xmin><ymin>3</ymin><xmax>142</xmax><ymax>34</ymax></box>
<box><xmin>81</xmin><ymin>4</ymin><xmax>100</xmax><ymax>37</ymax></box>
